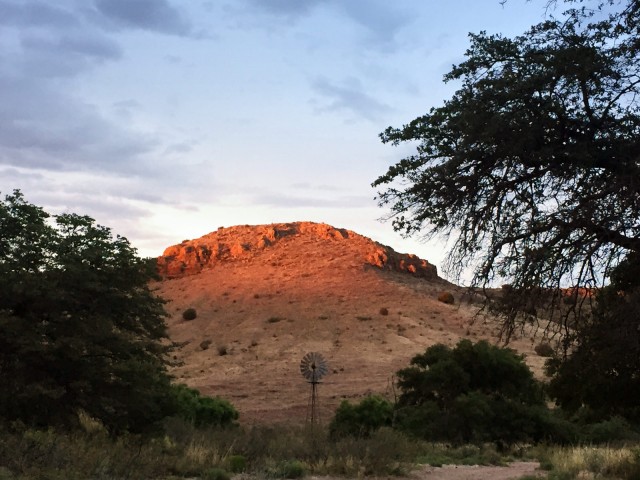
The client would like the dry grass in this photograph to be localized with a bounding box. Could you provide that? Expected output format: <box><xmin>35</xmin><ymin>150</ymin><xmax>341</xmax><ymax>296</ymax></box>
<box><xmin>0</xmin><ymin>421</ymin><xmax>521</xmax><ymax>479</ymax></box>
<box><xmin>539</xmin><ymin>445</ymin><xmax>640</xmax><ymax>480</ymax></box>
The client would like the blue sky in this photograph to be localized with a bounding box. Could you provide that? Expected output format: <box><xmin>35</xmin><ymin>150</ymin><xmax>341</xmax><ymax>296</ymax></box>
<box><xmin>1</xmin><ymin>0</ymin><xmax>551</xmax><ymax>277</ymax></box>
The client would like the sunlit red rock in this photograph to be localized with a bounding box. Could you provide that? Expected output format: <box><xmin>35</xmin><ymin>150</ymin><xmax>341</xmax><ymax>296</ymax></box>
<box><xmin>157</xmin><ymin>221</ymin><xmax>438</xmax><ymax>280</ymax></box>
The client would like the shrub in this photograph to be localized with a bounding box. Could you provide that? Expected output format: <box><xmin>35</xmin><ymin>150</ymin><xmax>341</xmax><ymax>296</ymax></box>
<box><xmin>217</xmin><ymin>345</ymin><xmax>228</xmax><ymax>356</ymax></box>
<box><xmin>170</xmin><ymin>384</ymin><xmax>238</xmax><ymax>427</ymax></box>
<box><xmin>202</xmin><ymin>467</ymin><xmax>231</xmax><ymax>480</ymax></box>
<box><xmin>585</xmin><ymin>416</ymin><xmax>640</xmax><ymax>443</ymax></box>
<box><xmin>395</xmin><ymin>340</ymin><xmax>552</xmax><ymax>446</ymax></box>
<box><xmin>534</xmin><ymin>342</ymin><xmax>554</xmax><ymax>357</ymax></box>
<box><xmin>379</xmin><ymin>307</ymin><xmax>389</xmax><ymax>315</ymax></box>
<box><xmin>227</xmin><ymin>454</ymin><xmax>247</xmax><ymax>473</ymax></box>
<box><xmin>330</xmin><ymin>427</ymin><xmax>419</xmax><ymax>476</ymax></box>
<box><xmin>277</xmin><ymin>460</ymin><xmax>305</xmax><ymax>479</ymax></box>
<box><xmin>183</xmin><ymin>308</ymin><xmax>197</xmax><ymax>320</ymax></box>
<box><xmin>437</xmin><ymin>291</ymin><xmax>455</xmax><ymax>304</ymax></box>
<box><xmin>416</xmin><ymin>443</ymin><xmax>505</xmax><ymax>467</ymax></box>
<box><xmin>267</xmin><ymin>316</ymin><xmax>282</xmax><ymax>323</ymax></box>
<box><xmin>200</xmin><ymin>340</ymin><xmax>212</xmax><ymax>350</ymax></box>
<box><xmin>330</xmin><ymin>395</ymin><xmax>393</xmax><ymax>438</ymax></box>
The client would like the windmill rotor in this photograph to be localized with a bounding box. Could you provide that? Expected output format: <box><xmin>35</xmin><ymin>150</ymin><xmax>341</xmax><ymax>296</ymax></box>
<box><xmin>300</xmin><ymin>352</ymin><xmax>328</xmax><ymax>383</ymax></box>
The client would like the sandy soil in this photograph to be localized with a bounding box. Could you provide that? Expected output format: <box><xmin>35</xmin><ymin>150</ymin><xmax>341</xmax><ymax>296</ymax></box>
<box><xmin>412</xmin><ymin>461</ymin><xmax>543</xmax><ymax>479</ymax></box>
<box><xmin>302</xmin><ymin>462</ymin><xmax>544</xmax><ymax>480</ymax></box>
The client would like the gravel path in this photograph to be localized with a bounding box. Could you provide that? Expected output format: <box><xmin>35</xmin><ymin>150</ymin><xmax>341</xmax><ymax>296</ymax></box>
<box><xmin>413</xmin><ymin>461</ymin><xmax>544</xmax><ymax>480</ymax></box>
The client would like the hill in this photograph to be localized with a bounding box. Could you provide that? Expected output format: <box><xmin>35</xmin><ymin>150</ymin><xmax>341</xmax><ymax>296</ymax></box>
<box><xmin>154</xmin><ymin>222</ymin><xmax>546</xmax><ymax>424</ymax></box>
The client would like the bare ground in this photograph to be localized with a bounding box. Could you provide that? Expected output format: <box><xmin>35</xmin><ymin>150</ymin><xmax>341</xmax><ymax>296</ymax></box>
<box><xmin>411</xmin><ymin>461</ymin><xmax>543</xmax><ymax>479</ymax></box>
<box><xmin>302</xmin><ymin>462</ymin><xmax>544</xmax><ymax>480</ymax></box>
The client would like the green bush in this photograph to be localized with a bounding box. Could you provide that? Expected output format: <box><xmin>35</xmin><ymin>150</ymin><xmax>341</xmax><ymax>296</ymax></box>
<box><xmin>329</xmin><ymin>395</ymin><xmax>393</xmax><ymax>438</ymax></box>
<box><xmin>202</xmin><ymin>467</ymin><xmax>231</xmax><ymax>480</ymax></box>
<box><xmin>170</xmin><ymin>384</ymin><xmax>238</xmax><ymax>428</ymax></box>
<box><xmin>584</xmin><ymin>416</ymin><xmax>640</xmax><ymax>444</ymax></box>
<box><xmin>227</xmin><ymin>454</ymin><xmax>247</xmax><ymax>473</ymax></box>
<box><xmin>277</xmin><ymin>460</ymin><xmax>305</xmax><ymax>479</ymax></box>
<box><xmin>182</xmin><ymin>308</ymin><xmax>197</xmax><ymax>320</ymax></box>
<box><xmin>395</xmin><ymin>340</ymin><xmax>554</xmax><ymax>446</ymax></box>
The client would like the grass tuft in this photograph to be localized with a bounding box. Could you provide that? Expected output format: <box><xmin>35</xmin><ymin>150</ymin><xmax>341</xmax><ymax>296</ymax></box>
<box><xmin>537</xmin><ymin>445</ymin><xmax>640</xmax><ymax>480</ymax></box>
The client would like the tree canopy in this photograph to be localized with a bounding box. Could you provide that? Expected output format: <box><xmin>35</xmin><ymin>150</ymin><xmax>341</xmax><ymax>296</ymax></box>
<box><xmin>0</xmin><ymin>191</ymin><xmax>175</xmax><ymax>434</ymax></box>
<box><xmin>373</xmin><ymin>0</ymin><xmax>640</xmax><ymax>336</ymax></box>
<box><xmin>394</xmin><ymin>340</ymin><xmax>559</xmax><ymax>446</ymax></box>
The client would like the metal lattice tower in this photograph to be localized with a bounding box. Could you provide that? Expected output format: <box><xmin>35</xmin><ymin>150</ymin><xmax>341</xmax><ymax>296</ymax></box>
<box><xmin>300</xmin><ymin>352</ymin><xmax>328</xmax><ymax>425</ymax></box>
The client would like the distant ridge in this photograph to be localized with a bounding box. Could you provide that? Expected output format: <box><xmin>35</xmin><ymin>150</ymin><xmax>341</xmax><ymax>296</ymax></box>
<box><xmin>157</xmin><ymin>221</ymin><xmax>438</xmax><ymax>280</ymax></box>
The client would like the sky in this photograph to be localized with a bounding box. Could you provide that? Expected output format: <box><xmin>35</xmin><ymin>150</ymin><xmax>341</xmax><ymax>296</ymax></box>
<box><xmin>0</xmin><ymin>0</ymin><xmax>552</xmax><ymax>280</ymax></box>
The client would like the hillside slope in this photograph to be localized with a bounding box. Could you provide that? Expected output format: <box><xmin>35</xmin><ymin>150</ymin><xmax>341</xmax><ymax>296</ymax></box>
<box><xmin>154</xmin><ymin>222</ymin><xmax>545</xmax><ymax>424</ymax></box>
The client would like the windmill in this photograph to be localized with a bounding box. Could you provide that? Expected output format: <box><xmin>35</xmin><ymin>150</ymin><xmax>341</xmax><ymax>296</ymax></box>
<box><xmin>300</xmin><ymin>352</ymin><xmax>328</xmax><ymax>425</ymax></box>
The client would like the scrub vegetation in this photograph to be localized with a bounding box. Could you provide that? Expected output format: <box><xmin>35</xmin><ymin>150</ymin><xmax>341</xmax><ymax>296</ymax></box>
<box><xmin>2</xmin><ymin>0</ymin><xmax>640</xmax><ymax>478</ymax></box>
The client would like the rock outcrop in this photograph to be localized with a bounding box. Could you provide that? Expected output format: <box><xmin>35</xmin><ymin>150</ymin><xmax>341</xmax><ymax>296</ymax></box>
<box><xmin>157</xmin><ymin>221</ymin><xmax>438</xmax><ymax>280</ymax></box>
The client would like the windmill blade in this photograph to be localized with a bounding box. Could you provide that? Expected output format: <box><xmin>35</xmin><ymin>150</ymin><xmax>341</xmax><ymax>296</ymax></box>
<box><xmin>300</xmin><ymin>352</ymin><xmax>328</xmax><ymax>383</ymax></box>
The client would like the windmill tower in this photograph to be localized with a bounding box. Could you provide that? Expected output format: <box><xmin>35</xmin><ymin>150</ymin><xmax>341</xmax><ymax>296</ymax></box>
<box><xmin>299</xmin><ymin>352</ymin><xmax>328</xmax><ymax>425</ymax></box>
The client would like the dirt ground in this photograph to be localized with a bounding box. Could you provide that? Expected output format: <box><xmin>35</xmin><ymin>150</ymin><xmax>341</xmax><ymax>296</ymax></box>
<box><xmin>410</xmin><ymin>461</ymin><xmax>543</xmax><ymax>479</ymax></box>
<box><xmin>303</xmin><ymin>462</ymin><xmax>544</xmax><ymax>480</ymax></box>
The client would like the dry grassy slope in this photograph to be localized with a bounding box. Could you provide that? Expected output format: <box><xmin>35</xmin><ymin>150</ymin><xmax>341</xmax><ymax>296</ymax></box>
<box><xmin>153</xmin><ymin>223</ymin><xmax>547</xmax><ymax>425</ymax></box>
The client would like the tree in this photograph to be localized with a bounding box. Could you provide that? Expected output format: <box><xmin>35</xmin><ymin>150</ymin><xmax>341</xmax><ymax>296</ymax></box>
<box><xmin>394</xmin><ymin>340</ymin><xmax>559</xmax><ymax>446</ymax></box>
<box><xmin>546</xmin><ymin>252</ymin><xmax>640</xmax><ymax>422</ymax></box>
<box><xmin>0</xmin><ymin>190</ymin><xmax>175</xmax><ymax>434</ymax></box>
<box><xmin>373</xmin><ymin>1</ymin><xmax>640</xmax><ymax>338</ymax></box>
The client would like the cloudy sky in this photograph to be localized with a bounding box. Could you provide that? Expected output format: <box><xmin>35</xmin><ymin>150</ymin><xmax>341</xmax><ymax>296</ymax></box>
<box><xmin>1</xmin><ymin>0</ymin><xmax>550</xmax><ymax>278</ymax></box>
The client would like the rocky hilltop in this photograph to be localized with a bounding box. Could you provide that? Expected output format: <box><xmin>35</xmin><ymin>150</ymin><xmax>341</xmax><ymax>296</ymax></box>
<box><xmin>158</xmin><ymin>222</ymin><xmax>438</xmax><ymax>280</ymax></box>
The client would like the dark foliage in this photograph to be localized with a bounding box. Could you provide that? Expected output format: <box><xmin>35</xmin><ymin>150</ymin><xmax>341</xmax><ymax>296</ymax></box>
<box><xmin>395</xmin><ymin>340</ymin><xmax>565</xmax><ymax>446</ymax></box>
<box><xmin>330</xmin><ymin>395</ymin><xmax>394</xmax><ymax>438</ymax></box>
<box><xmin>182</xmin><ymin>308</ymin><xmax>197</xmax><ymax>320</ymax></box>
<box><xmin>170</xmin><ymin>384</ymin><xmax>238</xmax><ymax>428</ymax></box>
<box><xmin>0</xmin><ymin>191</ymin><xmax>175</xmax><ymax>434</ymax></box>
<box><xmin>373</xmin><ymin>0</ymin><xmax>640</xmax><ymax>339</ymax></box>
<box><xmin>547</xmin><ymin>253</ymin><xmax>640</xmax><ymax>423</ymax></box>
<box><xmin>534</xmin><ymin>342</ymin><xmax>555</xmax><ymax>357</ymax></box>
